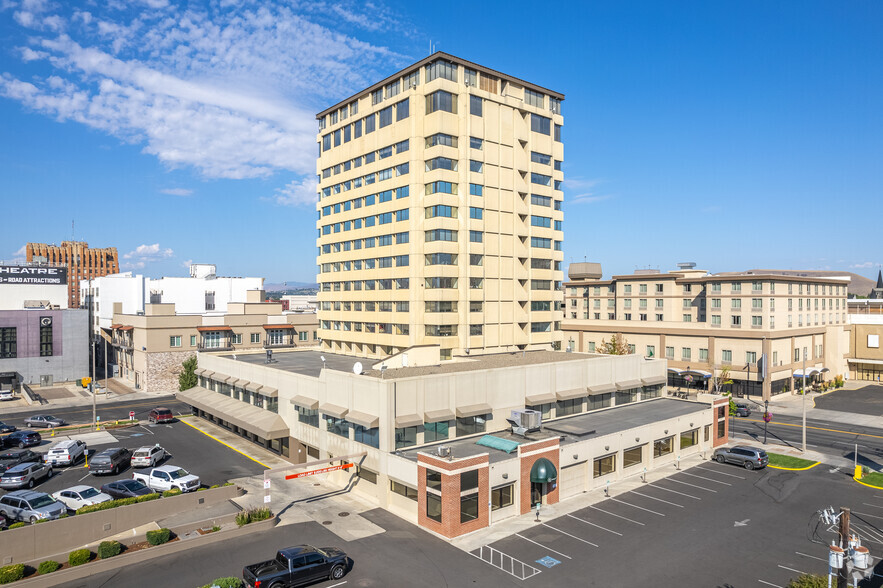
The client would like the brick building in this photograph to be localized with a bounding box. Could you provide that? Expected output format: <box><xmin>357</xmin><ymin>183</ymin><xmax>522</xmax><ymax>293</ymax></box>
<box><xmin>26</xmin><ymin>241</ymin><xmax>119</xmax><ymax>309</ymax></box>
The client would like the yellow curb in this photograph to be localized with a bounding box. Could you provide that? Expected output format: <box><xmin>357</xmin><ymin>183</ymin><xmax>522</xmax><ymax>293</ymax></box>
<box><xmin>811</xmin><ymin>387</ymin><xmax>838</xmax><ymax>408</ymax></box>
<box><xmin>768</xmin><ymin>461</ymin><xmax>820</xmax><ymax>471</ymax></box>
<box><xmin>179</xmin><ymin>418</ymin><xmax>269</xmax><ymax>469</ymax></box>
<box><xmin>853</xmin><ymin>476</ymin><xmax>883</xmax><ymax>490</ymax></box>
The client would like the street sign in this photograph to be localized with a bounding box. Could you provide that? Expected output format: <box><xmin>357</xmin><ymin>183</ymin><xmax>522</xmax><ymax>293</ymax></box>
<box><xmin>263</xmin><ymin>495</ymin><xmax>271</xmax><ymax>503</ymax></box>
<box><xmin>285</xmin><ymin>463</ymin><xmax>354</xmax><ymax>480</ymax></box>
<box><xmin>129</xmin><ymin>411</ymin><xmax>135</xmax><ymax>420</ymax></box>
<box><xmin>263</xmin><ymin>479</ymin><xmax>271</xmax><ymax>489</ymax></box>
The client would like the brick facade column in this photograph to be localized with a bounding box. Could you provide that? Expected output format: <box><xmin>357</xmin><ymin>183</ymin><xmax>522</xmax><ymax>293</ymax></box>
<box><xmin>517</xmin><ymin>437</ymin><xmax>560</xmax><ymax>515</ymax></box>
<box><xmin>417</xmin><ymin>453</ymin><xmax>490</xmax><ymax>539</ymax></box>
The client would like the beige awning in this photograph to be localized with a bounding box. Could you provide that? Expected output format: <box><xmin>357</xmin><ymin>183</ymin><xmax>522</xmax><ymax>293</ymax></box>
<box><xmin>233</xmin><ymin>379</ymin><xmax>250</xmax><ymax>388</ymax></box>
<box><xmin>320</xmin><ymin>403</ymin><xmax>349</xmax><ymax>419</ymax></box>
<box><xmin>556</xmin><ymin>388</ymin><xmax>586</xmax><ymax>401</ymax></box>
<box><xmin>259</xmin><ymin>387</ymin><xmax>278</xmax><ymax>398</ymax></box>
<box><xmin>218</xmin><ymin>374</ymin><xmax>235</xmax><ymax>383</ymax></box>
<box><xmin>395</xmin><ymin>414</ymin><xmax>423</xmax><ymax>428</ymax></box>
<box><xmin>456</xmin><ymin>403</ymin><xmax>492</xmax><ymax>418</ymax></box>
<box><xmin>587</xmin><ymin>383</ymin><xmax>617</xmax><ymax>395</ymax></box>
<box><xmin>245</xmin><ymin>382</ymin><xmax>263</xmax><ymax>393</ymax></box>
<box><xmin>176</xmin><ymin>386</ymin><xmax>288</xmax><ymax>439</ymax></box>
<box><xmin>347</xmin><ymin>410</ymin><xmax>379</xmax><ymax>429</ymax></box>
<box><xmin>615</xmin><ymin>379</ymin><xmax>643</xmax><ymax>391</ymax></box>
<box><xmin>641</xmin><ymin>375</ymin><xmax>667</xmax><ymax>386</ymax></box>
<box><xmin>290</xmin><ymin>395</ymin><xmax>318</xmax><ymax>410</ymax></box>
<box><xmin>424</xmin><ymin>409</ymin><xmax>455</xmax><ymax>423</ymax></box>
<box><xmin>194</xmin><ymin>368</ymin><xmax>208</xmax><ymax>376</ymax></box>
<box><xmin>525</xmin><ymin>392</ymin><xmax>557</xmax><ymax>405</ymax></box>
<box><xmin>201</xmin><ymin>371</ymin><xmax>215</xmax><ymax>379</ymax></box>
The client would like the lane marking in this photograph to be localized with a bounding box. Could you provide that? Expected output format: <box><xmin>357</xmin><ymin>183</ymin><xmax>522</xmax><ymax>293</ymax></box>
<box><xmin>139</xmin><ymin>425</ymin><xmax>155</xmax><ymax>435</ymax></box>
<box><xmin>610</xmin><ymin>498</ymin><xmax>665</xmax><ymax>517</ymax></box>
<box><xmin>758</xmin><ymin>580</ymin><xmax>783</xmax><ymax>587</ymax></box>
<box><xmin>679</xmin><ymin>471</ymin><xmax>732</xmax><ymax>486</ymax></box>
<box><xmin>542</xmin><ymin>524</ymin><xmax>599</xmax><ymax>548</ymax></box>
<box><xmin>648</xmin><ymin>484</ymin><xmax>701</xmax><ymax>500</ymax></box>
<box><xmin>588</xmin><ymin>505</ymin><xmax>645</xmax><ymax>526</ymax></box>
<box><xmin>855</xmin><ymin>511</ymin><xmax>883</xmax><ymax>521</ymax></box>
<box><xmin>178</xmin><ymin>419</ymin><xmax>269</xmax><ymax>468</ymax></box>
<box><xmin>631</xmin><ymin>490</ymin><xmax>684</xmax><ymax>508</ymax></box>
<box><xmin>327</xmin><ymin>582</ymin><xmax>347</xmax><ymax>588</ymax></box>
<box><xmin>663</xmin><ymin>478</ymin><xmax>717</xmax><ymax>493</ymax></box>
<box><xmin>695</xmin><ymin>465</ymin><xmax>745</xmax><ymax>479</ymax></box>
<box><xmin>743</xmin><ymin>418</ymin><xmax>883</xmax><ymax>440</ymax></box>
<box><xmin>730</xmin><ymin>431</ymin><xmax>818</xmax><ymax>448</ymax></box>
<box><xmin>795</xmin><ymin>552</ymin><xmax>827</xmax><ymax>563</ymax></box>
<box><xmin>566</xmin><ymin>513</ymin><xmax>623</xmax><ymax>536</ymax></box>
<box><xmin>863</xmin><ymin>503</ymin><xmax>883</xmax><ymax>509</ymax></box>
<box><xmin>515</xmin><ymin>534</ymin><xmax>572</xmax><ymax>559</ymax></box>
<box><xmin>778</xmin><ymin>565</ymin><xmax>806</xmax><ymax>575</ymax></box>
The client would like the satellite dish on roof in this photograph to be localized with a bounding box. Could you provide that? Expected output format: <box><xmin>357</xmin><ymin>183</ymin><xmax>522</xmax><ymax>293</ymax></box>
<box><xmin>353</xmin><ymin>362</ymin><xmax>363</xmax><ymax>375</ymax></box>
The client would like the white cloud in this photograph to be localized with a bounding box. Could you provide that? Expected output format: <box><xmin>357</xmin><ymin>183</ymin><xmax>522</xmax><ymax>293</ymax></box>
<box><xmin>180</xmin><ymin>259</ymin><xmax>193</xmax><ymax>269</ymax></box>
<box><xmin>7</xmin><ymin>244</ymin><xmax>27</xmax><ymax>263</ymax></box>
<box><xmin>850</xmin><ymin>261</ymin><xmax>877</xmax><ymax>269</ymax></box>
<box><xmin>271</xmin><ymin>177</ymin><xmax>318</xmax><ymax>207</ymax></box>
<box><xmin>160</xmin><ymin>187</ymin><xmax>193</xmax><ymax>196</ymax></box>
<box><xmin>0</xmin><ymin>2</ymin><xmax>409</xmax><ymax>180</ymax></box>
<box><xmin>122</xmin><ymin>243</ymin><xmax>174</xmax><ymax>270</ymax></box>
<box><xmin>565</xmin><ymin>177</ymin><xmax>614</xmax><ymax>205</ymax></box>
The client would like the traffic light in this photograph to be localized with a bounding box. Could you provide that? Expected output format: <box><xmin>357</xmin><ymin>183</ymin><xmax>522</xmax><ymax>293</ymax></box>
<box><xmin>80</xmin><ymin>377</ymin><xmax>91</xmax><ymax>388</ymax></box>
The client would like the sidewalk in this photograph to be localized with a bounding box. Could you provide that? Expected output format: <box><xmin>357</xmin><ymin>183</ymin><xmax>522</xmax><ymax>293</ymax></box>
<box><xmin>0</xmin><ymin>380</ymin><xmax>175</xmax><ymax>417</ymax></box>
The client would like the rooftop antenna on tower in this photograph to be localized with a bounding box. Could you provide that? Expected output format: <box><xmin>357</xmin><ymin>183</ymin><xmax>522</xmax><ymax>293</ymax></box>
<box><xmin>71</xmin><ymin>220</ymin><xmax>75</xmax><ymax>241</ymax></box>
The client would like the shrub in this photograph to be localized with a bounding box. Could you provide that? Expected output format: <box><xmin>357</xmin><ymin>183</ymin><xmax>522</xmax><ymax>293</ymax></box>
<box><xmin>162</xmin><ymin>488</ymin><xmax>183</xmax><ymax>498</ymax></box>
<box><xmin>146</xmin><ymin>528</ymin><xmax>171</xmax><ymax>546</ymax></box>
<box><xmin>8</xmin><ymin>522</ymin><xmax>26</xmax><ymax>529</ymax></box>
<box><xmin>0</xmin><ymin>564</ymin><xmax>25</xmax><ymax>585</ymax></box>
<box><xmin>68</xmin><ymin>549</ymin><xmax>91</xmax><ymax>567</ymax></box>
<box><xmin>236</xmin><ymin>507</ymin><xmax>272</xmax><ymax>527</ymax></box>
<box><xmin>787</xmin><ymin>574</ymin><xmax>828</xmax><ymax>588</ymax></box>
<box><xmin>98</xmin><ymin>540</ymin><xmax>122</xmax><ymax>559</ymax></box>
<box><xmin>199</xmin><ymin>577</ymin><xmax>242</xmax><ymax>588</ymax></box>
<box><xmin>212</xmin><ymin>525</ymin><xmax>221</xmax><ymax>533</ymax></box>
<box><xmin>76</xmin><ymin>492</ymin><xmax>160</xmax><ymax>515</ymax></box>
<box><xmin>37</xmin><ymin>560</ymin><xmax>60</xmax><ymax>575</ymax></box>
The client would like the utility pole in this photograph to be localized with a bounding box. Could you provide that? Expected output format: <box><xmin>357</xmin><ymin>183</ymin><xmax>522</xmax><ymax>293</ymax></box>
<box><xmin>802</xmin><ymin>346</ymin><xmax>807</xmax><ymax>453</ymax></box>
<box><xmin>89</xmin><ymin>278</ymin><xmax>96</xmax><ymax>431</ymax></box>
<box><xmin>838</xmin><ymin>507</ymin><xmax>850</xmax><ymax>588</ymax></box>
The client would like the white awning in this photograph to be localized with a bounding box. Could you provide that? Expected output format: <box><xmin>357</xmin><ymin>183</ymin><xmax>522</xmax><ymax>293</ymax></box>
<box><xmin>587</xmin><ymin>383</ymin><xmax>617</xmax><ymax>395</ymax></box>
<box><xmin>641</xmin><ymin>375</ymin><xmax>667</xmax><ymax>386</ymax></box>
<box><xmin>424</xmin><ymin>409</ymin><xmax>455</xmax><ymax>423</ymax></box>
<box><xmin>320</xmin><ymin>403</ymin><xmax>349</xmax><ymax>419</ymax></box>
<box><xmin>347</xmin><ymin>410</ymin><xmax>379</xmax><ymax>429</ymax></box>
<box><xmin>290</xmin><ymin>395</ymin><xmax>318</xmax><ymax>410</ymax></box>
<box><xmin>395</xmin><ymin>414</ymin><xmax>423</xmax><ymax>428</ymax></box>
<box><xmin>456</xmin><ymin>403</ymin><xmax>493</xmax><ymax>418</ymax></box>
<box><xmin>556</xmin><ymin>388</ymin><xmax>587</xmax><ymax>401</ymax></box>
<box><xmin>615</xmin><ymin>379</ymin><xmax>643</xmax><ymax>391</ymax></box>
<box><xmin>176</xmin><ymin>386</ymin><xmax>289</xmax><ymax>439</ymax></box>
<box><xmin>667</xmin><ymin>368</ymin><xmax>683</xmax><ymax>375</ymax></box>
<box><xmin>526</xmin><ymin>392</ymin><xmax>558</xmax><ymax>405</ymax></box>
<box><xmin>848</xmin><ymin>358</ymin><xmax>883</xmax><ymax>366</ymax></box>
<box><xmin>793</xmin><ymin>368</ymin><xmax>823</xmax><ymax>377</ymax></box>
<box><xmin>681</xmin><ymin>369</ymin><xmax>712</xmax><ymax>378</ymax></box>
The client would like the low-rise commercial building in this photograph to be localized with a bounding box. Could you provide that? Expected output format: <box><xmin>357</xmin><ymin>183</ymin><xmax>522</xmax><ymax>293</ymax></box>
<box><xmin>848</xmin><ymin>298</ymin><xmax>883</xmax><ymax>381</ymax></box>
<box><xmin>180</xmin><ymin>347</ymin><xmax>727</xmax><ymax>538</ymax></box>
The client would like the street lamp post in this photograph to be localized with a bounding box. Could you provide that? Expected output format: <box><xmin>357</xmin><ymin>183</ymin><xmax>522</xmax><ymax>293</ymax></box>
<box><xmin>89</xmin><ymin>279</ymin><xmax>96</xmax><ymax>432</ymax></box>
<box><xmin>802</xmin><ymin>346</ymin><xmax>807</xmax><ymax>453</ymax></box>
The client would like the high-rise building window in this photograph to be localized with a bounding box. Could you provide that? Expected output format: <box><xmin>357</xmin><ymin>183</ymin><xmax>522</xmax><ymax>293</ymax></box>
<box><xmin>470</xmin><ymin>95</ymin><xmax>482</xmax><ymax>116</ymax></box>
<box><xmin>530</xmin><ymin>114</ymin><xmax>551</xmax><ymax>135</ymax></box>
<box><xmin>426</xmin><ymin>90</ymin><xmax>456</xmax><ymax>114</ymax></box>
<box><xmin>425</xmin><ymin>59</ymin><xmax>457</xmax><ymax>82</ymax></box>
<box><xmin>39</xmin><ymin>319</ymin><xmax>53</xmax><ymax>357</ymax></box>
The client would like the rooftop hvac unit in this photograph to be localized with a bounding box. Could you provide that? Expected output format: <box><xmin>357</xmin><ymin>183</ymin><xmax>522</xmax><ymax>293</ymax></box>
<box><xmin>436</xmin><ymin>446</ymin><xmax>451</xmax><ymax>459</ymax></box>
<box><xmin>507</xmin><ymin>409</ymin><xmax>542</xmax><ymax>436</ymax></box>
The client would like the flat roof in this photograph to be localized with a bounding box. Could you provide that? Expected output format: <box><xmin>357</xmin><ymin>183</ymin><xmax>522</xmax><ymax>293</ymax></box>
<box><xmin>222</xmin><ymin>350</ymin><xmax>367</xmax><ymax>379</ymax></box>
<box><xmin>398</xmin><ymin>398</ymin><xmax>708</xmax><ymax>464</ymax></box>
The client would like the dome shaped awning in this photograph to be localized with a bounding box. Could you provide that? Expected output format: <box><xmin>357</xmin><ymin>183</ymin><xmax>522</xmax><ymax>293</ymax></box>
<box><xmin>530</xmin><ymin>457</ymin><xmax>558</xmax><ymax>484</ymax></box>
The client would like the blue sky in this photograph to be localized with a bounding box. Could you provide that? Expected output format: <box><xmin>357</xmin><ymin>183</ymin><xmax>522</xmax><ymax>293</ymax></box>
<box><xmin>1</xmin><ymin>0</ymin><xmax>880</xmax><ymax>285</ymax></box>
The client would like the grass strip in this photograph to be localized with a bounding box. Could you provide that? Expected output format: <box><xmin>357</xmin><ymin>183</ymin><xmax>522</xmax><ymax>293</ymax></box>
<box><xmin>767</xmin><ymin>453</ymin><xmax>819</xmax><ymax>470</ymax></box>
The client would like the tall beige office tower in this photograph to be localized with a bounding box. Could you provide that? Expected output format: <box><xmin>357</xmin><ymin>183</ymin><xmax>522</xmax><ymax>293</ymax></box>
<box><xmin>315</xmin><ymin>53</ymin><xmax>564</xmax><ymax>360</ymax></box>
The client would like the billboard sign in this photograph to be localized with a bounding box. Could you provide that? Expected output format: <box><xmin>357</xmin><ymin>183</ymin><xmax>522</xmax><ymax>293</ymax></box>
<box><xmin>0</xmin><ymin>265</ymin><xmax>67</xmax><ymax>285</ymax></box>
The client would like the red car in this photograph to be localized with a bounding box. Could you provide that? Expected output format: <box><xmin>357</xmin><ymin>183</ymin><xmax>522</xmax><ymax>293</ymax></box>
<box><xmin>148</xmin><ymin>408</ymin><xmax>175</xmax><ymax>424</ymax></box>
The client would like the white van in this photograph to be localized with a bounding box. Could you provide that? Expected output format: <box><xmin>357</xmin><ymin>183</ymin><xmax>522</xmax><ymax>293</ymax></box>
<box><xmin>45</xmin><ymin>440</ymin><xmax>87</xmax><ymax>466</ymax></box>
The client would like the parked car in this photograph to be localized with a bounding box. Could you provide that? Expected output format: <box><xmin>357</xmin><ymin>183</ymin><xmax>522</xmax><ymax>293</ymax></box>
<box><xmin>0</xmin><ymin>421</ymin><xmax>17</xmax><ymax>434</ymax></box>
<box><xmin>712</xmin><ymin>445</ymin><xmax>769</xmax><ymax>470</ymax></box>
<box><xmin>734</xmin><ymin>403</ymin><xmax>751</xmax><ymax>417</ymax></box>
<box><xmin>100</xmin><ymin>479</ymin><xmax>155</xmax><ymax>499</ymax></box>
<box><xmin>132</xmin><ymin>465</ymin><xmax>200</xmax><ymax>492</ymax></box>
<box><xmin>0</xmin><ymin>461</ymin><xmax>53</xmax><ymax>489</ymax></box>
<box><xmin>51</xmin><ymin>485</ymin><xmax>113</xmax><ymax>512</ymax></box>
<box><xmin>0</xmin><ymin>389</ymin><xmax>14</xmax><ymax>401</ymax></box>
<box><xmin>24</xmin><ymin>415</ymin><xmax>66</xmax><ymax>429</ymax></box>
<box><xmin>148</xmin><ymin>407</ymin><xmax>175</xmax><ymax>424</ymax></box>
<box><xmin>0</xmin><ymin>449</ymin><xmax>42</xmax><ymax>473</ymax></box>
<box><xmin>45</xmin><ymin>439</ymin><xmax>87</xmax><ymax>466</ymax></box>
<box><xmin>89</xmin><ymin>447</ymin><xmax>131</xmax><ymax>475</ymax></box>
<box><xmin>131</xmin><ymin>445</ymin><xmax>167</xmax><ymax>468</ymax></box>
<box><xmin>0</xmin><ymin>490</ymin><xmax>66</xmax><ymax>524</ymax></box>
<box><xmin>0</xmin><ymin>512</ymin><xmax>7</xmax><ymax>529</ymax></box>
<box><xmin>243</xmin><ymin>545</ymin><xmax>348</xmax><ymax>588</ymax></box>
<box><xmin>3</xmin><ymin>430</ymin><xmax>41</xmax><ymax>449</ymax></box>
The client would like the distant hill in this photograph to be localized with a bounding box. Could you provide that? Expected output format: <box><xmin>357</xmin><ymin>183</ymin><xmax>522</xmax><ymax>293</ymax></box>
<box><xmin>264</xmin><ymin>282</ymin><xmax>318</xmax><ymax>291</ymax></box>
<box><xmin>723</xmin><ymin>269</ymin><xmax>874</xmax><ymax>297</ymax></box>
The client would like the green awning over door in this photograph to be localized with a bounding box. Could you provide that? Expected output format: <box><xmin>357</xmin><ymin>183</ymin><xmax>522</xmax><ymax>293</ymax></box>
<box><xmin>530</xmin><ymin>457</ymin><xmax>558</xmax><ymax>483</ymax></box>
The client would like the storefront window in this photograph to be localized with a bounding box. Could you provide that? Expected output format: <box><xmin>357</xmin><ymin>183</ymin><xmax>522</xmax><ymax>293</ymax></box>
<box><xmin>623</xmin><ymin>445</ymin><xmax>644</xmax><ymax>468</ymax></box>
<box><xmin>325</xmin><ymin>415</ymin><xmax>350</xmax><ymax>438</ymax></box>
<box><xmin>593</xmin><ymin>454</ymin><xmax>616</xmax><ymax>478</ymax></box>
<box><xmin>265</xmin><ymin>396</ymin><xmax>278</xmax><ymax>413</ymax></box>
<box><xmin>526</xmin><ymin>403</ymin><xmax>552</xmax><ymax>420</ymax></box>
<box><xmin>297</xmin><ymin>406</ymin><xmax>319</xmax><ymax>427</ymax></box>
<box><xmin>491</xmin><ymin>484</ymin><xmax>514</xmax><ymax>510</ymax></box>
<box><xmin>354</xmin><ymin>425</ymin><xmax>380</xmax><ymax>448</ymax></box>
<box><xmin>395</xmin><ymin>426</ymin><xmax>417</xmax><ymax>449</ymax></box>
<box><xmin>588</xmin><ymin>394</ymin><xmax>612</xmax><ymax>411</ymax></box>
<box><xmin>427</xmin><ymin>493</ymin><xmax>442</xmax><ymax>522</ymax></box>
<box><xmin>390</xmin><ymin>480</ymin><xmax>418</xmax><ymax>501</ymax></box>
<box><xmin>615</xmin><ymin>390</ymin><xmax>638</xmax><ymax>405</ymax></box>
<box><xmin>642</xmin><ymin>385</ymin><xmax>661</xmax><ymax>399</ymax></box>
<box><xmin>556</xmin><ymin>398</ymin><xmax>583</xmax><ymax>416</ymax></box>
<box><xmin>456</xmin><ymin>415</ymin><xmax>486</xmax><ymax>436</ymax></box>
<box><xmin>426</xmin><ymin>469</ymin><xmax>442</xmax><ymax>491</ymax></box>
<box><xmin>680</xmin><ymin>428</ymin><xmax>698</xmax><ymax>449</ymax></box>
<box><xmin>460</xmin><ymin>494</ymin><xmax>479</xmax><ymax>523</ymax></box>
<box><xmin>424</xmin><ymin>421</ymin><xmax>449</xmax><ymax>442</ymax></box>
<box><xmin>654</xmin><ymin>436</ymin><xmax>674</xmax><ymax>457</ymax></box>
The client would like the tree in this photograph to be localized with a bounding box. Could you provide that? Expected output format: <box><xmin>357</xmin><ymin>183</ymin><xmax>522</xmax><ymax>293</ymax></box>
<box><xmin>596</xmin><ymin>334</ymin><xmax>631</xmax><ymax>355</ymax></box>
<box><xmin>786</xmin><ymin>574</ymin><xmax>827</xmax><ymax>588</ymax></box>
<box><xmin>712</xmin><ymin>366</ymin><xmax>733</xmax><ymax>394</ymax></box>
<box><xmin>179</xmin><ymin>356</ymin><xmax>198</xmax><ymax>391</ymax></box>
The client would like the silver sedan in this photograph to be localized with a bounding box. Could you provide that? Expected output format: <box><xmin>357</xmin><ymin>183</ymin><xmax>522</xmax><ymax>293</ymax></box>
<box><xmin>24</xmin><ymin>415</ymin><xmax>66</xmax><ymax>428</ymax></box>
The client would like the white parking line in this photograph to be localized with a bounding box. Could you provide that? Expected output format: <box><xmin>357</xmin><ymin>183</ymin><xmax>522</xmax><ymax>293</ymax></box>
<box><xmin>863</xmin><ymin>502</ymin><xmax>883</xmax><ymax>509</ymax></box>
<box><xmin>515</xmin><ymin>534</ymin><xmax>572</xmax><ymax>559</ymax></box>
<box><xmin>795</xmin><ymin>551</ymin><xmax>827</xmax><ymax>563</ymax></box>
<box><xmin>758</xmin><ymin>580</ymin><xmax>783</xmax><ymax>587</ymax></box>
<box><xmin>854</xmin><ymin>511</ymin><xmax>883</xmax><ymax>521</ymax></box>
<box><xmin>543</xmin><ymin>524</ymin><xmax>599</xmax><ymax>548</ymax></box>
<box><xmin>851</xmin><ymin>522</ymin><xmax>883</xmax><ymax>545</ymax></box>
<box><xmin>631</xmin><ymin>490</ymin><xmax>684</xmax><ymax>508</ymax></box>
<box><xmin>663</xmin><ymin>477</ymin><xmax>717</xmax><ymax>493</ymax></box>
<box><xmin>679</xmin><ymin>471</ymin><xmax>732</xmax><ymax>486</ymax></box>
<box><xmin>648</xmin><ymin>483</ymin><xmax>701</xmax><ymax>500</ymax></box>
<box><xmin>140</xmin><ymin>425</ymin><xmax>155</xmax><ymax>435</ymax></box>
<box><xmin>78</xmin><ymin>472</ymin><xmax>91</xmax><ymax>482</ymax></box>
<box><xmin>695</xmin><ymin>465</ymin><xmax>745</xmax><ymax>479</ymax></box>
<box><xmin>566</xmin><ymin>513</ymin><xmax>623</xmax><ymax>536</ymax></box>
<box><xmin>588</xmin><ymin>505</ymin><xmax>645</xmax><ymax>526</ymax></box>
<box><xmin>610</xmin><ymin>498</ymin><xmax>665</xmax><ymax>517</ymax></box>
<box><xmin>778</xmin><ymin>565</ymin><xmax>806</xmax><ymax>575</ymax></box>
<box><xmin>327</xmin><ymin>583</ymin><xmax>347</xmax><ymax>588</ymax></box>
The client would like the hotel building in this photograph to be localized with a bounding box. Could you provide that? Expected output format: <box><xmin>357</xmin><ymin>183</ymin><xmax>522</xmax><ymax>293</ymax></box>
<box><xmin>26</xmin><ymin>241</ymin><xmax>119</xmax><ymax>309</ymax></box>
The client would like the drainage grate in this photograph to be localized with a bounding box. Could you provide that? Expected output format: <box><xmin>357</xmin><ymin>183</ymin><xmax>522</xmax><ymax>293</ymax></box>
<box><xmin>322</xmin><ymin>520</ymin><xmax>333</xmax><ymax>525</ymax></box>
<box><xmin>338</xmin><ymin>512</ymin><xmax>350</xmax><ymax>517</ymax></box>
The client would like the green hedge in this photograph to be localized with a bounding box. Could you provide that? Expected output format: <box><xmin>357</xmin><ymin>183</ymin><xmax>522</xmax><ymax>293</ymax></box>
<box><xmin>162</xmin><ymin>488</ymin><xmax>183</xmax><ymax>498</ymax></box>
<box><xmin>7</xmin><ymin>522</ymin><xmax>26</xmax><ymax>530</ymax></box>
<box><xmin>235</xmin><ymin>507</ymin><xmax>272</xmax><ymax>527</ymax></box>
<box><xmin>98</xmin><ymin>540</ymin><xmax>122</xmax><ymax>559</ymax></box>
<box><xmin>68</xmin><ymin>548</ymin><xmax>91</xmax><ymax>567</ymax></box>
<box><xmin>0</xmin><ymin>564</ymin><xmax>25</xmax><ymax>585</ymax></box>
<box><xmin>787</xmin><ymin>574</ymin><xmax>828</xmax><ymax>588</ymax></box>
<box><xmin>37</xmin><ymin>560</ymin><xmax>60</xmax><ymax>575</ymax></box>
<box><xmin>76</xmin><ymin>492</ymin><xmax>160</xmax><ymax>515</ymax></box>
<box><xmin>199</xmin><ymin>578</ymin><xmax>242</xmax><ymax>588</ymax></box>
<box><xmin>146</xmin><ymin>528</ymin><xmax>171</xmax><ymax>546</ymax></box>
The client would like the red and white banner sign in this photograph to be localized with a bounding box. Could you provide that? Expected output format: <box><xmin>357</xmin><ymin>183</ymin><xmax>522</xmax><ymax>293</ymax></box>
<box><xmin>285</xmin><ymin>463</ymin><xmax>354</xmax><ymax>480</ymax></box>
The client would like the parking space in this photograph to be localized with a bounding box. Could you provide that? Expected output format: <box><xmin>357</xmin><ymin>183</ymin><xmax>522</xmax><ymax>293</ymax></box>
<box><xmin>1</xmin><ymin>418</ymin><xmax>266</xmax><ymax>500</ymax></box>
<box><xmin>815</xmin><ymin>384</ymin><xmax>883</xmax><ymax>416</ymax></box>
<box><xmin>472</xmin><ymin>461</ymin><xmax>883</xmax><ymax>586</ymax></box>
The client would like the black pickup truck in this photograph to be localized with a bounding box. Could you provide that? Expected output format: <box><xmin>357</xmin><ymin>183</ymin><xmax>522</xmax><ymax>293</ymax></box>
<box><xmin>243</xmin><ymin>545</ymin><xmax>347</xmax><ymax>587</ymax></box>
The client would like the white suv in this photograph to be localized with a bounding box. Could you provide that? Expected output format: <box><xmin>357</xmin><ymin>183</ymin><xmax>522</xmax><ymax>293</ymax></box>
<box><xmin>45</xmin><ymin>440</ymin><xmax>87</xmax><ymax>466</ymax></box>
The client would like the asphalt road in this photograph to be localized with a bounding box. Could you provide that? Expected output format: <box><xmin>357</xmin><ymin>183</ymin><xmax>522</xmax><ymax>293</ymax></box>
<box><xmin>815</xmin><ymin>385</ymin><xmax>883</xmax><ymax>417</ymax></box>
<box><xmin>2</xmin><ymin>395</ymin><xmax>191</xmax><ymax>428</ymax></box>
<box><xmin>731</xmin><ymin>414</ymin><xmax>883</xmax><ymax>468</ymax></box>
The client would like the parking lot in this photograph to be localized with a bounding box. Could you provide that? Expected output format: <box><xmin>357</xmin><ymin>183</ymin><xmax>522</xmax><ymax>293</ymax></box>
<box><xmin>815</xmin><ymin>384</ymin><xmax>883</xmax><ymax>417</ymax></box>
<box><xmin>1</xmin><ymin>417</ymin><xmax>267</xmax><ymax>499</ymax></box>
<box><xmin>470</xmin><ymin>463</ymin><xmax>883</xmax><ymax>587</ymax></box>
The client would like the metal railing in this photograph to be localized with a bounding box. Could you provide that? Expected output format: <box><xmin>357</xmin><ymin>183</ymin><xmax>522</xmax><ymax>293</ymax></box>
<box><xmin>471</xmin><ymin>545</ymin><xmax>542</xmax><ymax>580</ymax></box>
<box><xmin>21</xmin><ymin>383</ymin><xmax>46</xmax><ymax>405</ymax></box>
